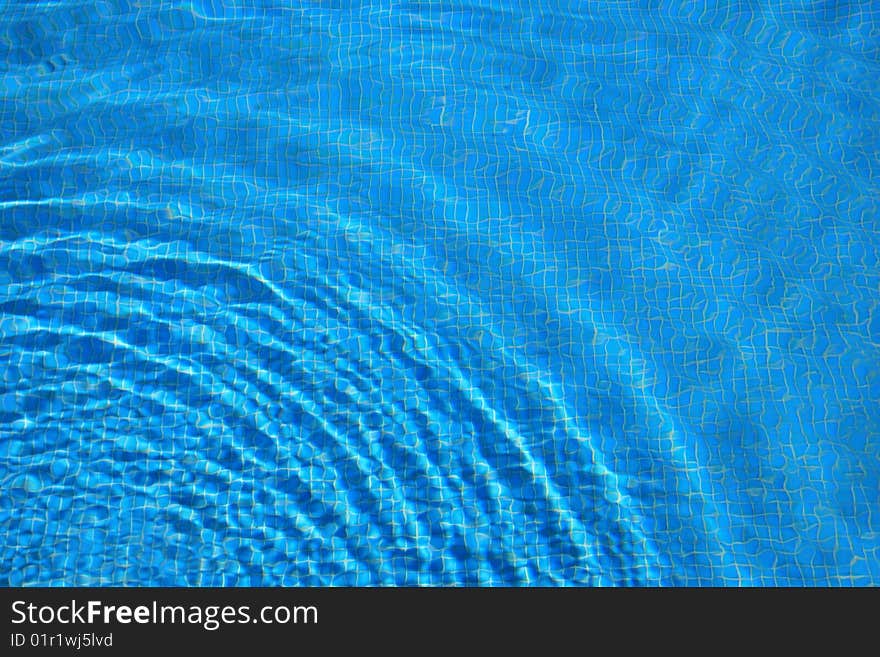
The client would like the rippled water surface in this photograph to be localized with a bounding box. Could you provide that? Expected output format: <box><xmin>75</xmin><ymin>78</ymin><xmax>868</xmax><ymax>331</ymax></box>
<box><xmin>1</xmin><ymin>1</ymin><xmax>879</xmax><ymax>585</ymax></box>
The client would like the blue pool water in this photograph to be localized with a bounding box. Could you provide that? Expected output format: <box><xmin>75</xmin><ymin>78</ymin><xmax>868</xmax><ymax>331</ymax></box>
<box><xmin>1</xmin><ymin>1</ymin><xmax>878</xmax><ymax>586</ymax></box>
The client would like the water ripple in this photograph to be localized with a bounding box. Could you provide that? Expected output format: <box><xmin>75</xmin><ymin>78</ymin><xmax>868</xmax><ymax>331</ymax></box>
<box><xmin>1</xmin><ymin>0</ymin><xmax>879</xmax><ymax>585</ymax></box>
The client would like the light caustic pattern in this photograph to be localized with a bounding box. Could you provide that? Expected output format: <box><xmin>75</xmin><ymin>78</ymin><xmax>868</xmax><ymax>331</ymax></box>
<box><xmin>1</xmin><ymin>1</ymin><xmax>879</xmax><ymax>585</ymax></box>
